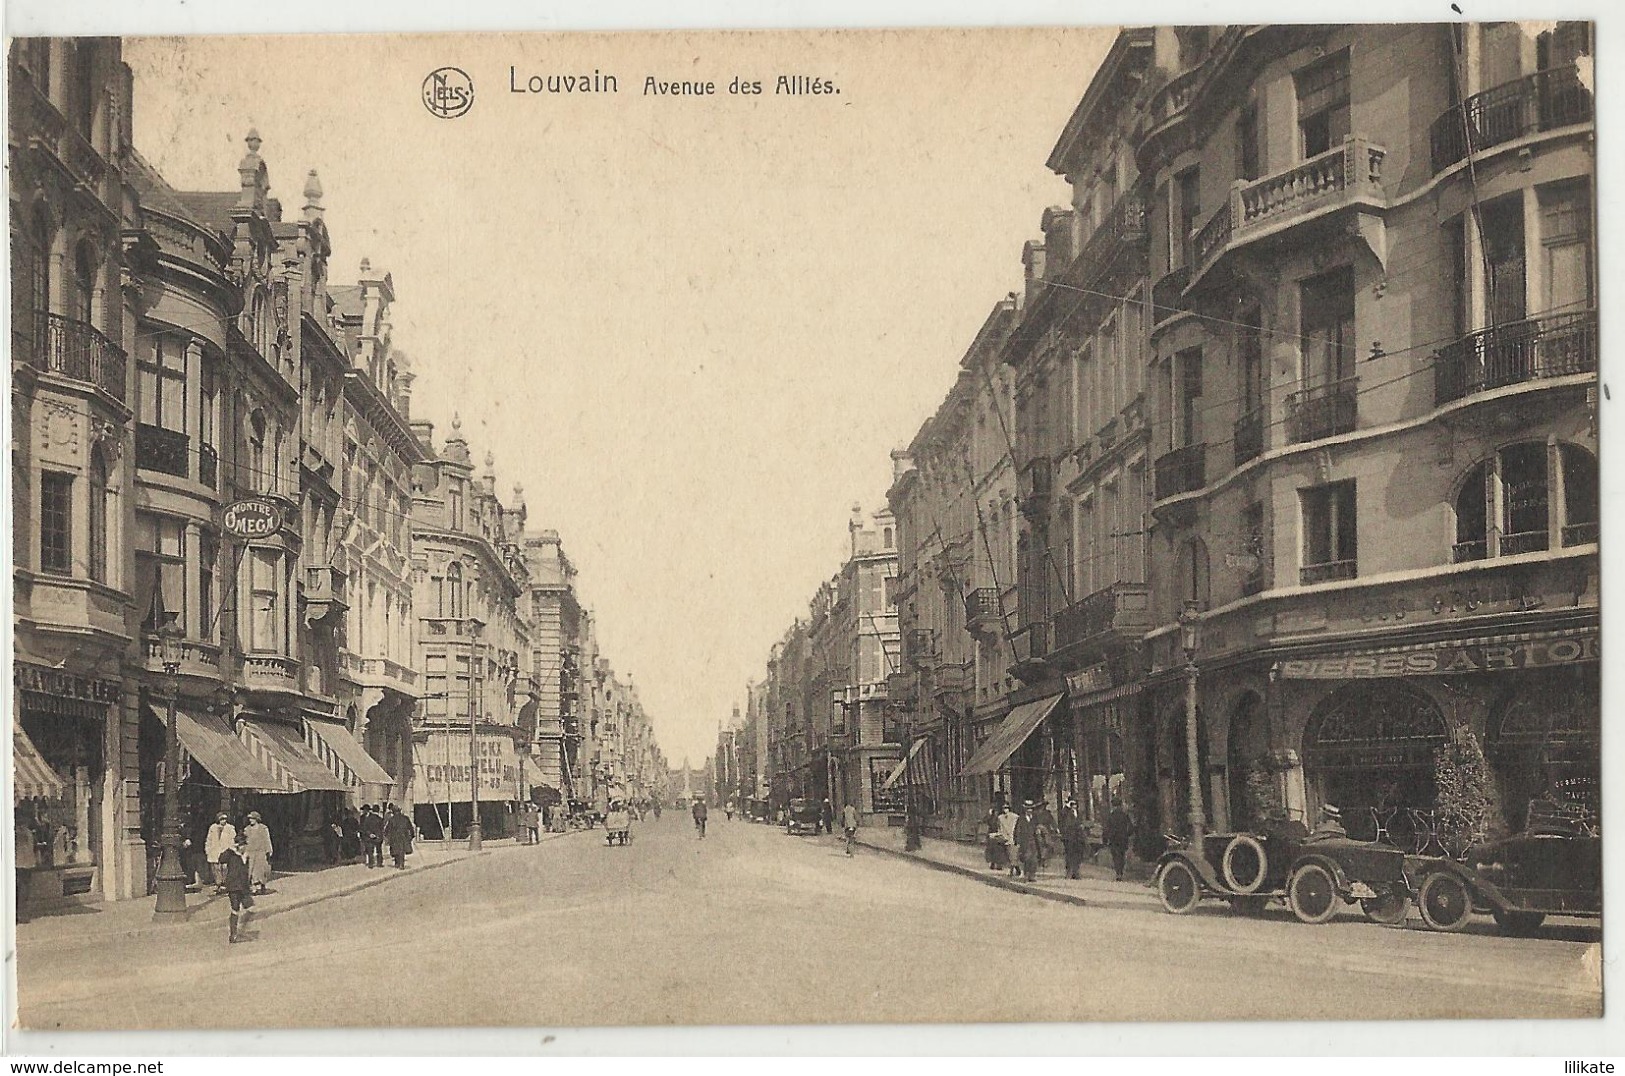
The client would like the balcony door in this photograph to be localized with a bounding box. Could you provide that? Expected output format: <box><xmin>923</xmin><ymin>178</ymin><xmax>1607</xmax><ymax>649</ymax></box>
<box><xmin>1481</xmin><ymin>196</ymin><xmax>1527</xmax><ymax>328</ymax></box>
<box><xmin>1540</xmin><ymin>180</ymin><xmax>1593</xmax><ymax>316</ymax></box>
<box><xmin>1300</xmin><ymin>267</ymin><xmax>1355</xmax><ymax>389</ymax></box>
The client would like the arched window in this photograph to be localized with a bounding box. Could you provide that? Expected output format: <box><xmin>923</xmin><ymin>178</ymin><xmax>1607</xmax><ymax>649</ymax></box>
<box><xmin>1452</xmin><ymin>442</ymin><xmax>1597</xmax><ymax>560</ymax></box>
<box><xmin>447</xmin><ymin>562</ymin><xmax>464</xmax><ymax>618</ymax></box>
<box><xmin>88</xmin><ymin>446</ymin><xmax>108</xmax><ymax>583</ymax></box>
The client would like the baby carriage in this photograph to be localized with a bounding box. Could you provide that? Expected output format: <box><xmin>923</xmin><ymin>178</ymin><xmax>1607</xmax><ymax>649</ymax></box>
<box><xmin>604</xmin><ymin>803</ymin><xmax>633</xmax><ymax>846</ymax></box>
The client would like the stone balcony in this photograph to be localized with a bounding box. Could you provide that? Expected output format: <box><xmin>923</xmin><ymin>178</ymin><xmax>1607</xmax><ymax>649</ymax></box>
<box><xmin>16</xmin><ymin>574</ymin><xmax>128</xmax><ymax>643</ymax></box>
<box><xmin>302</xmin><ymin>564</ymin><xmax>349</xmax><ymax>626</ymax></box>
<box><xmin>1188</xmin><ymin>136</ymin><xmax>1388</xmax><ymax>291</ymax></box>
<box><xmin>340</xmin><ymin>648</ymin><xmax>421</xmax><ymax>698</ymax></box>
<box><xmin>239</xmin><ymin>653</ymin><xmax>302</xmax><ymax>696</ymax></box>
<box><xmin>141</xmin><ymin>634</ymin><xmax>224</xmax><ymax>679</ymax></box>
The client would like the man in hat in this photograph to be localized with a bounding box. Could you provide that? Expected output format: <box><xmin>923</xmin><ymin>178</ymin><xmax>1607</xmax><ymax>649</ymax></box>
<box><xmin>204</xmin><ymin>811</ymin><xmax>236</xmax><ymax>893</ymax></box>
<box><xmin>241</xmin><ymin>811</ymin><xmax>274</xmax><ymax>894</ymax></box>
<box><xmin>1103</xmin><ymin>797</ymin><xmax>1134</xmax><ymax>881</ymax></box>
<box><xmin>1014</xmin><ymin>801</ymin><xmax>1040</xmax><ymax>881</ymax></box>
<box><xmin>220</xmin><ymin>831</ymin><xmax>255</xmax><ymax>943</ymax></box>
<box><xmin>1059</xmin><ymin>796</ymin><xmax>1087</xmax><ymax>880</ymax></box>
<box><xmin>361</xmin><ymin>804</ymin><xmax>386</xmax><ymax>867</ymax></box>
<box><xmin>1307</xmin><ymin>803</ymin><xmax>1348</xmax><ymax>842</ymax></box>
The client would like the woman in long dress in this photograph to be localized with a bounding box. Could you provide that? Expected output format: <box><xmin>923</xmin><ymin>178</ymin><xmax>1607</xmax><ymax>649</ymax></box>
<box><xmin>242</xmin><ymin>811</ymin><xmax>274</xmax><ymax>892</ymax></box>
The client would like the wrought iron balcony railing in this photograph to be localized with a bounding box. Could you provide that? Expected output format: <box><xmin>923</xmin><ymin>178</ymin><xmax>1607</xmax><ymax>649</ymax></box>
<box><xmin>35</xmin><ymin>311</ymin><xmax>127</xmax><ymax>402</ymax></box>
<box><xmin>1153</xmin><ymin>443</ymin><xmax>1206</xmax><ymax>500</ymax></box>
<box><xmin>1285</xmin><ymin>377</ymin><xmax>1358</xmax><ymax>444</ymax></box>
<box><xmin>1430</xmin><ymin>67</ymin><xmax>1593</xmax><ymax>173</ymax></box>
<box><xmin>1299</xmin><ymin>559</ymin><xmax>1357</xmax><ymax>585</ymax></box>
<box><xmin>1433</xmin><ymin>309</ymin><xmax>1597</xmax><ymax>406</ymax></box>
<box><xmin>136</xmin><ymin>423</ymin><xmax>189</xmax><ymax>477</ymax></box>
<box><xmin>1050</xmin><ymin>581</ymin><xmax>1151</xmax><ymax>653</ymax></box>
<box><xmin>1233</xmin><ymin>407</ymin><xmax>1265</xmax><ymax>466</ymax></box>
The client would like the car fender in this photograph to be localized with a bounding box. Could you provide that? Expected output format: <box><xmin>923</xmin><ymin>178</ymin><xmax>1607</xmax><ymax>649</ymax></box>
<box><xmin>1288</xmin><ymin>852</ymin><xmax>1353</xmax><ymax>896</ymax></box>
<box><xmin>1157</xmin><ymin>848</ymin><xmax>1224</xmax><ymax>893</ymax></box>
<box><xmin>1412</xmin><ymin>856</ymin><xmax>1510</xmax><ymax>913</ymax></box>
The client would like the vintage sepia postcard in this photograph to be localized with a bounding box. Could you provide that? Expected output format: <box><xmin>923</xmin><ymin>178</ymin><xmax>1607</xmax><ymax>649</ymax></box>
<box><xmin>7</xmin><ymin>17</ymin><xmax>1603</xmax><ymax>1040</ymax></box>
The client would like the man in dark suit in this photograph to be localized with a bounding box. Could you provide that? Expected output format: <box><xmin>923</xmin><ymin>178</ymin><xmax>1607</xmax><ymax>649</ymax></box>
<box><xmin>1015</xmin><ymin>801</ymin><xmax>1040</xmax><ymax>881</ymax></box>
<box><xmin>360</xmin><ymin>804</ymin><xmax>386</xmax><ymax>868</ymax></box>
<box><xmin>1059</xmin><ymin>797</ymin><xmax>1087</xmax><ymax>879</ymax></box>
<box><xmin>1104</xmin><ymin>798</ymin><xmax>1134</xmax><ymax>881</ymax></box>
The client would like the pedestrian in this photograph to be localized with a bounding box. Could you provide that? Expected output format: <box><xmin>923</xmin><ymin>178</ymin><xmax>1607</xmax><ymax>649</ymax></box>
<box><xmin>997</xmin><ymin>802</ymin><xmax>1019</xmax><ymax>877</ymax></box>
<box><xmin>219</xmin><ymin>831</ymin><xmax>255</xmax><ymax>944</ymax></box>
<box><xmin>841</xmin><ymin>801</ymin><xmax>860</xmax><ymax>856</ymax></box>
<box><xmin>1306</xmin><ymin>803</ymin><xmax>1347</xmax><ymax>842</ymax></box>
<box><xmin>1034</xmin><ymin>799</ymin><xmax>1058</xmax><ymax>871</ymax></box>
<box><xmin>1015</xmin><ymin>801</ymin><xmax>1040</xmax><ymax>881</ymax></box>
<box><xmin>340</xmin><ymin>806</ymin><xmax>362</xmax><ymax>863</ymax></box>
<box><xmin>527</xmin><ymin>803</ymin><xmax>542</xmax><ymax>845</ymax></box>
<box><xmin>204</xmin><ymin>812</ymin><xmax>236</xmax><ymax>893</ymax></box>
<box><xmin>242</xmin><ymin>811</ymin><xmax>274</xmax><ymax>893</ymax></box>
<box><xmin>383</xmin><ymin>804</ymin><xmax>415</xmax><ymax>869</ymax></box>
<box><xmin>983</xmin><ymin>803</ymin><xmax>1003</xmax><ymax>870</ymax></box>
<box><xmin>820</xmin><ymin>798</ymin><xmax>835</xmax><ymax>835</ymax></box>
<box><xmin>323</xmin><ymin>810</ymin><xmax>342</xmax><ymax>864</ymax></box>
<box><xmin>361</xmin><ymin>804</ymin><xmax>385</xmax><ymax>867</ymax></box>
<box><xmin>725</xmin><ymin>798</ymin><xmax>735</xmax><ymax>822</ymax></box>
<box><xmin>691</xmin><ymin>797</ymin><xmax>708</xmax><ymax>838</ymax></box>
<box><xmin>1060</xmin><ymin>797</ymin><xmax>1087</xmax><ymax>880</ymax></box>
<box><xmin>1104</xmin><ymin>797</ymin><xmax>1134</xmax><ymax>882</ymax></box>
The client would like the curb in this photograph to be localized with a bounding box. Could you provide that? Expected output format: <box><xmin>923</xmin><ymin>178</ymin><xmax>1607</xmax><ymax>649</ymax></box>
<box><xmin>19</xmin><ymin>832</ymin><xmax>565</xmax><ymax>950</ymax></box>
<box><xmin>855</xmin><ymin>838</ymin><xmax>1090</xmax><ymax>907</ymax></box>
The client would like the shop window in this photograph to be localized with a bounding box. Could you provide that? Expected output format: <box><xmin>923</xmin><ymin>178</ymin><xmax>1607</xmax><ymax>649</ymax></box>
<box><xmin>1303</xmin><ymin>683</ymin><xmax>1447</xmax><ymax>843</ymax></box>
<box><xmin>135</xmin><ymin>513</ymin><xmax>185</xmax><ymax>633</ymax></box>
<box><xmin>1295</xmin><ymin>50</ymin><xmax>1350</xmax><ymax>159</ymax></box>
<box><xmin>1300</xmin><ymin>480</ymin><xmax>1357</xmax><ymax>583</ymax></box>
<box><xmin>39</xmin><ymin>471</ymin><xmax>73</xmax><ymax>575</ymax></box>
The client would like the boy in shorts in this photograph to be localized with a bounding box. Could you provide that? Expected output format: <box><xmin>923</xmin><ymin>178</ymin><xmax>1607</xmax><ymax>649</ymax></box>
<box><xmin>220</xmin><ymin>831</ymin><xmax>255</xmax><ymax>943</ymax></box>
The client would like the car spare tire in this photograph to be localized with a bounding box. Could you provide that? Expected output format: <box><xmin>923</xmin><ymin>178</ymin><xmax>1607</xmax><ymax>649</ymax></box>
<box><xmin>1221</xmin><ymin>834</ymin><xmax>1269</xmax><ymax>894</ymax></box>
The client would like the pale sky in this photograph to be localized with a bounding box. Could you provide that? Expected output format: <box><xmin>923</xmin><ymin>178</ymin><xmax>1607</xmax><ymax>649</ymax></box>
<box><xmin>125</xmin><ymin>28</ymin><xmax>1113</xmax><ymax>765</ymax></box>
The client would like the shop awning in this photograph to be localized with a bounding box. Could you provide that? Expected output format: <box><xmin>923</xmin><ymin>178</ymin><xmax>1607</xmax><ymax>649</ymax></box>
<box><xmin>880</xmin><ymin>736</ymin><xmax>927</xmax><ymax>791</ymax></box>
<box><xmin>13</xmin><ymin>725</ymin><xmax>66</xmax><ymax>800</ymax></box>
<box><xmin>959</xmin><ymin>693</ymin><xmax>1063</xmax><ymax>776</ymax></box>
<box><xmin>150</xmin><ymin>707</ymin><xmax>285</xmax><ymax>792</ymax></box>
<box><xmin>521</xmin><ymin>755</ymin><xmax>549</xmax><ymax>787</ymax></box>
<box><xmin>238</xmin><ymin>718</ymin><xmax>351</xmax><ymax>792</ymax></box>
<box><xmin>303</xmin><ymin>717</ymin><xmax>394</xmax><ymax>787</ymax></box>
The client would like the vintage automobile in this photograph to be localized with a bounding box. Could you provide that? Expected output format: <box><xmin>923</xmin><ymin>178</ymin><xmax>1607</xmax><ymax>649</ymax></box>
<box><xmin>1410</xmin><ymin>801</ymin><xmax>1601</xmax><ymax>935</ymax></box>
<box><xmin>784</xmin><ymin>798</ymin><xmax>823</xmax><ymax>836</ymax></box>
<box><xmin>1155</xmin><ymin>821</ymin><xmax>1413</xmax><ymax>925</ymax></box>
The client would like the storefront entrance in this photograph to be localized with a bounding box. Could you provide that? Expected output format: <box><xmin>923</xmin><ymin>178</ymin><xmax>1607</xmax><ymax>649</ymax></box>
<box><xmin>1487</xmin><ymin>668</ymin><xmax>1599</xmax><ymax>833</ymax></box>
<box><xmin>16</xmin><ymin>693</ymin><xmax>107</xmax><ymax>902</ymax></box>
<box><xmin>1302</xmin><ymin>682</ymin><xmax>1447</xmax><ymax>845</ymax></box>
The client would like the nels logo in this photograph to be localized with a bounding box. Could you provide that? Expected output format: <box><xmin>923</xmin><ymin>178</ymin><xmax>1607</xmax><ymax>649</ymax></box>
<box><xmin>422</xmin><ymin>67</ymin><xmax>475</xmax><ymax>118</ymax></box>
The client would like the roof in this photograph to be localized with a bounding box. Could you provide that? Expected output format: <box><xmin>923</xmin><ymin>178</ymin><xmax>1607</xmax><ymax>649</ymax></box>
<box><xmin>172</xmin><ymin>191</ymin><xmax>240</xmax><ymax>235</ymax></box>
<box><xmin>125</xmin><ymin>148</ymin><xmax>209</xmax><ymax>227</ymax></box>
<box><xmin>327</xmin><ymin>285</ymin><xmax>364</xmax><ymax>319</ymax></box>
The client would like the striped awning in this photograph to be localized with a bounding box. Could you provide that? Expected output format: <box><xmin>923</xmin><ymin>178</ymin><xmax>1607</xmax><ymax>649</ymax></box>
<box><xmin>303</xmin><ymin>717</ymin><xmax>394</xmax><ymax>787</ymax></box>
<box><xmin>163</xmin><ymin>708</ymin><xmax>285</xmax><ymax>792</ymax></box>
<box><xmin>238</xmin><ymin>718</ymin><xmax>351</xmax><ymax>792</ymax></box>
<box><xmin>13</xmin><ymin>725</ymin><xmax>66</xmax><ymax>800</ymax></box>
<box><xmin>960</xmin><ymin>693</ymin><xmax>1064</xmax><ymax>776</ymax></box>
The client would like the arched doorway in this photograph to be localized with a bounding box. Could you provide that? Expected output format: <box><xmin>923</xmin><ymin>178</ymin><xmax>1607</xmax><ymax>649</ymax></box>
<box><xmin>1487</xmin><ymin>671</ymin><xmax>1599</xmax><ymax>833</ymax></box>
<box><xmin>1226</xmin><ymin>692</ymin><xmax>1271</xmax><ymax>830</ymax></box>
<box><xmin>1302</xmin><ymin>683</ymin><xmax>1447</xmax><ymax>842</ymax></box>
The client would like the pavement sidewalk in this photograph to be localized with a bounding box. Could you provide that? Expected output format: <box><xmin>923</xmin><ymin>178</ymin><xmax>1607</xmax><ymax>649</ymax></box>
<box><xmin>17</xmin><ymin>833</ymin><xmax>564</xmax><ymax>950</ymax></box>
<box><xmin>848</xmin><ymin>827</ymin><xmax>1160</xmax><ymax>910</ymax></box>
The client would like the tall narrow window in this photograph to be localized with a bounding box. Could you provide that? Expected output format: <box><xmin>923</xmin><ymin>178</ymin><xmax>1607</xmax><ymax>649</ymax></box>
<box><xmin>199</xmin><ymin>533</ymin><xmax>217</xmax><ymax>641</ymax></box>
<box><xmin>248</xmin><ymin>411</ymin><xmax>267</xmax><ymax>493</ymax></box>
<box><xmin>1242</xmin><ymin>500</ymin><xmax>1267</xmax><ymax>594</ymax></box>
<box><xmin>136</xmin><ymin>514</ymin><xmax>186</xmax><ymax>633</ymax></box>
<box><xmin>1500</xmin><ymin>442</ymin><xmax>1549</xmax><ymax>553</ymax></box>
<box><xmin>1176</xmin><ymin>167</ymin><xmax>1201</xmax><ymax>270</ymax></box>
<box><xmin>1301</xmin><ymin>481</ymin><xmax>1358</xmax><ymax>581</ymax></box>
<box><xmin>1300</xmin><ymin>267</ymin><xmax>1356</xmax><ymax>388</ymax></box>
<box><xmin>249</xmin><ymin>548</ymin><xmax>281</xmax><ymax>652</ymax></box>
<box><xmin>1176</xmin><ymin>347</ymin><xmax>1203</xmax><ymax>447</ymax></box>
<box><xmin>1239</xmin><ymin>303</ymin><xmax>1264</xmax><ymax>415</ymax></box>
<box><xmin>1481</xmin><ymin>196</ymin><xmax>1527</xmax><ymax>327</ymax></box>
<box><xmin>1560</xmin><ymin>444</ymin><xmax>1598</xmax><ymax>546</ymax></box>
<box><xmin>1445</xmin><ymin>217</ymin><xmax>1468</xmax><ymax>340</ymax></box>
<box><xmin>1295</xmin><ymin>50</ymin><xmax>1351</xmax><ymax>159</ymax></box>
<box><xmin>28</xmin><ymin>209</ymin><xmax>50</xmax><ymax>319</ymax></box>
<box><xmin>448</xmin><ymin>562</ymin><xmax>465</xmax><ymax>618</ymax></box>
<box><xmin>69</xmin><ymin>243</ymin><xmax>95</xmax><ymax>325</ymax></box>
<box><xmin>447</xmin><ymin>483</ymin><xmax>464</xmax><ymax>531</ymax></box>
<box><xmin>88</xmin><ymin>448</ymin><xmax>108</xmax><ymax>583</ymax></box>
<box><xmin>39</xmin><ymin>471</ymin><xmax>72</xmax><ymax>575</ymax></box>
<box><xmin>1540</xmin><ymin>181</ymin><xmax>1593</xmax><ymax>315</ymax></box>
<box><xmin>1453</xmin><ymin>461</ymin><xmax>1491</xmax><ymax>561</ymax></box>
<box><xmin>71</xmin><ymin>41</ymin><xmax>96</xmax><ymax>138</ymax></box>
<box><xmin>1236</xmin><ymin>103</ymin><xmax>1261</xmax><ymax>181</ymax></box>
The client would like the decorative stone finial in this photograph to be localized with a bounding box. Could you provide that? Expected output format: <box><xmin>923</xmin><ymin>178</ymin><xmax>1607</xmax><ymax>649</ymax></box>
<box><xmin>303</xmin><ymin>169</ymin><xmax>323</xmax><ymax>202</ymax></box>
<box><xmin>245</xmin><ymin>128</ymin><xmax>262</xmax><ymax>154</ymax></box>
<box><xmin>359</xmin><ymin>257</ymin><xmax>372</xmax><ymax>275</ymax></box>
<box><xmin>451</xmin><ymin>412</ymin><xmax>462</xmax><ymax>432</ymax></box>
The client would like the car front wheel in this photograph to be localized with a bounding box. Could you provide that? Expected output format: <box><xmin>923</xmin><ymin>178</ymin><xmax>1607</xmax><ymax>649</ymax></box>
<box><xmin>1157</xmin><ymin>860</ymin><xmax>1202</xmax><ymax>915</ymax></box>
<box><xmin>1287</xmin><ymin>863</ymin><xmax>1341</xmax><ymax>924</ymax></box>
<box><xmin>1417</xmin><ymin>871</ymin><xmax>1474</xmax><ymax>932</ymax></box>
<box><xmin>1360</xmin><ymin>888</ymin><xmax>1409</xmax><ymax>925</ymax></box>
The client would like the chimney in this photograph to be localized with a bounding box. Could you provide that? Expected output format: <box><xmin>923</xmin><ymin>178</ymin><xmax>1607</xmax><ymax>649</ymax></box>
<box><xmin>410</xmin><ymin>419</ymin><xmax>435</xmax><ymax>454</ymax></box>
<box><xmin>890</xmin><ymin>448</ymin><xmax>914</xmax><ymax>483</ymax></box>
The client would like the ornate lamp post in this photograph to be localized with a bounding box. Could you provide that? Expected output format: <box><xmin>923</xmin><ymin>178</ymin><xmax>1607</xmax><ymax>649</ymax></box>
<box><xmin>1178</xmin><ymin>599</ymin><xmax>1205</xmax><ymax>846</ymax></box>
<box><xmin>467</xmin><ymin>660</ymin><xmax>482</xmax><ymax>851</ymax></box>
<box><xmin>152</xmin><ymin>621</ymin><xmax>188</xmax><ymax>919</ymax></box>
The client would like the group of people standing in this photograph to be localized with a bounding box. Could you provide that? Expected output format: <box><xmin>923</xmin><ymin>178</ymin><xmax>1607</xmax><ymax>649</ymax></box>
<box><xmin>984</xmin><ymin>797</ymin><xmax>1135</xmax><ymax>883</ymax></box>
<box><xmin>321</xmin><ymin>803</ymin><xmax>417</xmax><ymax>869</ymax></box>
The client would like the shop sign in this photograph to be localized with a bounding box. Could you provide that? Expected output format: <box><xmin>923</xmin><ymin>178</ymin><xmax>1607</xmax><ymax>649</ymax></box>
<box><xmin>15</xmin><ymin>664</ymin><xmax>120</xmax><ymax>703</ymax></box>
<box><xmin>223</xmin><ymin>497</ymin><xmax>285</xmax><ymax>540</ymax></box>
<box><xmin>414</xmin><ymin>732</ymin><xmax>521</xmax><ymax>803</ymax></box>
<box><xmin>1065</xmin><ymin>663</ymin><xmax>1112</xmax><ymax>696</ymax></box>
<box><xmin>869</xmin><ymin>757</ymin><xmax>905</xmax><ymax>814</ymax></box>
<box><xmin>1275</xmin><ymin>629</ymin><xmax>1598</xmax><ymax>680</ymax></box>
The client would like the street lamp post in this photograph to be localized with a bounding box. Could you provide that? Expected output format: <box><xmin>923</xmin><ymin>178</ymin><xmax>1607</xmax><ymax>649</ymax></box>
<box><xmin>152</xmin><ymin>622</ymin><xmax>188</xmax><ymax>919</ymax></box>
<box><xmin>1178</xmin><ymin>599</ymin><xmax>1204</xmax><ymax>846</ymax></box>
<box><xmin>467</xmin><ymin>658</ymin><xmax>482</xmax><ymax>851</ymax></box>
